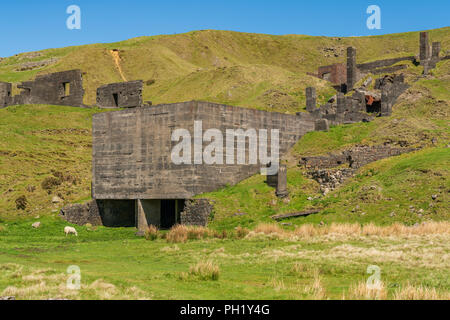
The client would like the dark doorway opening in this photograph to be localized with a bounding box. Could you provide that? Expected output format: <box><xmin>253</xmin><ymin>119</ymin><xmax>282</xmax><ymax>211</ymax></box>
<box><xmin>97</xmin><ymin>200</ymin><xmax>135</xmax><ymax>227</ymax></box>
<box><xmin>62</xmin><ymin>82</ymin><xmax>70</xmax><ymax>99</ymax></box>
<box><xmin>366</xmin><ymin>100</ymin><xmax>381</xmax><ymax>113</ymax></box>
<box><xmin>112</xmin><ymin>93</ymin><xmax>119</xmax><ymax>107</ymax></box>
<box><xmin>160</xmin><ymin>199</ymin><xmax>185</xmax><ymax>229</ymax></box>
<box><xmin>161</xmin><ymin>200</ymin><xmax>176</xmax><ymax>229</ymax></box>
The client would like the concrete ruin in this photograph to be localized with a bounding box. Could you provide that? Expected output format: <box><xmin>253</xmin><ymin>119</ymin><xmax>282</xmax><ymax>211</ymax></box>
<box><xmin>299</xmin><ymin>143</ymin><xmax>419</xmax><ymax>192</ymax></box>
<box><xmin>96</xmin><ymin>80</ymin><xmax>143</xmax><ymax>108</ymax></box>
<box><xmin>88</xmin><ymin>101</ymin><xmax>315</xmax><ymax>233</ymax></box>
<box><xmin>307</xmin><ymin>63</ymin><xmax>347</xmax><ymax>86</ymax></box>
<box><xmin>420</xmin><ymin>32</ymin><xmax>443</xmax><ymax>74</ymax></box>
<box><xmin>2</xmin><ymin>70</ymin><xmax>85</xmax><ymax>107</ymax></box>
<box><xmin>0</xmin><ymin>82</ymin><xmax>12</xmax><ymax>108</ymax></box>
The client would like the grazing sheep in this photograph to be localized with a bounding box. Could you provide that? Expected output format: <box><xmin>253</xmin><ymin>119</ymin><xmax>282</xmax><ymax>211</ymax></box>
<box><xmin>64</xmin><ymin>226</ymin><xmax>78</xmax><ymax>236</ymax></box>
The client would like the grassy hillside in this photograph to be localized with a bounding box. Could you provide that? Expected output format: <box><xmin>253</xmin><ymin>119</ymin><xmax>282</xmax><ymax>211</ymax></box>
<box><xmin>0</xmin><ymin>28</ymin><xmax>448</xmax><ymax>224</ymax></box>
<box><xmin>205</xmin><ymin>58</ymin><xmax>450</xmax><ymax>229</ymax></box>
<box><xmin>0</xmin><ymin>105</ymin><xmax>97</xmax><ymax>220</ymax></box>
<box><xmin>0</xmin><ymin>27</ymin><xmax>449</xmax><ymax>112</ymax></box>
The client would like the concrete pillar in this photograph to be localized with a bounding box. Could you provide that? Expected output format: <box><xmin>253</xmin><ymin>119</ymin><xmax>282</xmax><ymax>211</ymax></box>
<box><xmin>346</xmin><ymin>47</ymin><xmax>357</xmax><ymax>91</ymax></box>
<box><xmin>276</xmin><ymin>165</ymin><xmax>289</xmax><ymax>198</ymax></box>
<box><xmin>420</xmin><ymin>32</ymin><xmax>430</xmax><ymax>63</ymax></box>
<box><xmin>315</xmin><ymin>119</ymin><xmax>329</xmax><ymax>131</ymax></box>
<box><xmin>337</xmin><ymin>92</ymin><xmax>346</xmax><ymax>114</ymax></box>
<box><xmin>135</xmin><ymin>199</ymin><xmax>148</xmax><ymax>236</ymax></box>
<box><xmin>352</xmin><ymin>91</ymin><xmax>366</xmax><ymax>112</ymax></box>
<box><xmin>381</xmin><ymin>87</ymin><xmax>392</xmax><ymax>117</ymax></box>
<box><xmin>432</xmin><ymin>42</ymin><xmax>441</xmax><ymax>60</ymax></box>
<box><xmin>135</xmin><ymin>199</ymin><xmax>162</xmax><ymax>236</ymax></box>
<box><xmin>305</xmin><ymin>87</ymin><xmax>316</xmax><ymax>112</ymax></box>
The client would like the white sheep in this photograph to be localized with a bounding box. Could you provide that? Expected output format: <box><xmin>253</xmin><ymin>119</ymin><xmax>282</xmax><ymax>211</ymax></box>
<box><xmin>64</xmin><ymin>226</ymin><xmax>78</xmax><ymax>236</ymax></box>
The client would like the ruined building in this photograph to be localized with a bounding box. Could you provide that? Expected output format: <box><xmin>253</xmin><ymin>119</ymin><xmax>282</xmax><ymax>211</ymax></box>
<box><xmin>310</xmin><ymin>31</ymin><xmax>446</xmax><ymax>92</ymax></box>
<box><xmin>1</xmin><ymin>70</ymin><xmax>85</xmax><ymax>108</ymax></box>
<box><xmin>96</xmin><ymin>80</ymin><xmax>143</xmax><ymax>108</ymax></box>
<box><xmin>86</xmin><ymin>101</ymin><xmax>314</xmax><ymax>233</ymax></box>
<box><xmin>0</xmin><ymin>82</ymin><xmax>12</xmax><ymax>108</ymax></box>
<box><xmin>302</xmin><ymin>31</ymin><xmax>447</xmax><ymax>127</ymax></box>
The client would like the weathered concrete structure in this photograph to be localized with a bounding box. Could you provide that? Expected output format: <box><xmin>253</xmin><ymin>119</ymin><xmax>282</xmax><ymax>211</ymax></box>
<box><xmin>275</xmin><ymin>165</ymin><xmax>289</xmax><ymax>198</ymax></box>
<box><xmin>11</xmin><ymin>70</ymin><xmax>85</xmax><ymax>107</ymax></box>
<box><xmin>314</xmin><ymin>119</ymin><xmax>329</xmax><ymax>131</ymax></box>
<box><xmin>91</xmin><ymin>100</ymin><xmax>315</xmax><ymax>232</ymax></box>
<box><xmin>0</xmin><ymin>82</ymin><xmax>12</xmax><ymax>108</ymax></box>
<box><xmin>346</xmin><ymin>47</ymin><xmax>357</xmax><ymax>91</ymax></box>
<box><xmin>313</xmin><ymin>63</ymin><xmax>347</xmax><ymax>85</ymax></box>
<box><xmin>305</xmin><ymin>87</ymin><xmax>317</xmax><ymax>112</ymax></box>
<box><xmin>420</xmin><ymin>32</ymin><xmax>442</xmax><ymax>74</ymax></box>
<box><xmin>96</xmin><ymin>80</ymin><xmax>143</xmax><ymax>108</ymax></box>
<box><xmin>420</xmin><ymin>32</ymin><xmax>431</xmax><ymax>62</ymax></box>
<box><xmin>311</xmin><ymin>46</ymin><xmax>415</xmax><ymax>92</ymax></box>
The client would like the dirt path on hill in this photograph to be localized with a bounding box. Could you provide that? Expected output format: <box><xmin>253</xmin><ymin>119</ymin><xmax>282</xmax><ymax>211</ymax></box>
<box><xmin>109</xmin><ymin>50</ymin><xmax>127</xmax><ymax>82</ymax></box>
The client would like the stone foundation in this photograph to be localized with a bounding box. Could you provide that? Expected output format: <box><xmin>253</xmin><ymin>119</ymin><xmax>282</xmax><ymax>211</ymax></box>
<box><xmin>180</xmin><ymin>199</ymin><xmax>213</xmax><ymax>226</ymax></box>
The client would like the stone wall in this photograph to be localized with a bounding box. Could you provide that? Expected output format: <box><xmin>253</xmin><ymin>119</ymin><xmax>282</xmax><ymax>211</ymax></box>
<box><xmin>370</xmin><ymin>64</ymin><xmax>408</xmax><ymax>75</ymax></box>
<box><xmin>59</xmin><ymin>200</ymin><xmax>102</xmax><ymax>226</ymax></box>
<box><xmin>60</xmin><ymin>199</ymin><xmax>136</xmax><ymax>227</ymax></box>
<box><xmin>92</xmin><ymin>100</ymin><xmax>315</xmax><ymax>200</ymax></box>
<box><xmin>299</xmin><ymin>144</ymin><xmax>417</xmax><ymax>170</ymax></box>
<box><xmin>180</xmin><ymin>199</ymin><xmax>213</xmax><ymax>226</ymax></box>
<box><xmin>96</xmin><ymin>80</ymin><xmax>143</xmax><ymax>108</ymax></box>
<box><xmin>357</xmin><ymin>56</ymin><xmax>415</xmax><ymax>73</ymax></box>
<box><xmin>300</xmin><ymin>144</ymin><xmax>418</xmax><ymax>193</ymax></box>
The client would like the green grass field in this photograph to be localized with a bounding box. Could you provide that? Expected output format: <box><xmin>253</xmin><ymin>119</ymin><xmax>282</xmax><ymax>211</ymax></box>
<box><xmin>1</xmin><ymin>218</ymin><xmax>449</xmax><ymax>300</ymax></box>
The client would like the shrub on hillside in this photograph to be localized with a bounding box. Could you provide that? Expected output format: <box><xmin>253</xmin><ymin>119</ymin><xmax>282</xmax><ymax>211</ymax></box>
<box><xmin>15</xmin><ymin>195</ymin><xmax>28</xmax><ymax>210</ymax></box>
<box><xmin>41</xmin><ymin>176</ymin><xmax>62</xmax><ymax>193</ymax></box>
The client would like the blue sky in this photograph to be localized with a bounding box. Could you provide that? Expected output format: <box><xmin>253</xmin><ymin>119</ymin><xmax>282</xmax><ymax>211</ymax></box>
<box><xmin>0</xmin><ymin>0</ymin><xmax>448</xmax><ymax>57</ymax></box>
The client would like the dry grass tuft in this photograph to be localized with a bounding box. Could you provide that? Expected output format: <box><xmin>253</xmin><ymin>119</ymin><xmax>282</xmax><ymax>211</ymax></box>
<box><xmin>235</xmin><ymin>226</ymin><xmax>250</xmax><ymax>238</ymax></box>
<box><xmin>393</xmin><ymin>283</ymin><xmax>449</xmax><ymax>300</ymax></box>
<box><xmin>144</xmin><ymin>225</ymin><xmax>159</xmax><ymax>241</ymax></box>
<box><xmin>166</xmin><ymin>225</ymin><xmax>189</xmax><ymax>243</ymax></box>
<box><xmin>270</xmin><ymin>278</ymin><xmax>286</xmax><ymax>291</ymax></box>
<box><xmin>249</xmin><ymin>221</ymin><xmax>450</xmax><ymax>241</ymax></box>
<box><xmin>253</xmin><ymin>223</ymin><xmax>283</xmax><ymax>235</ymax></box>
<box><xmin>304</xmin><ymin>269</ymin><xmax>326</xmax><ymax>300</ymax></box>
<box><xmin>0</xmin><ymin>264</ymin><xmax>150</xmax><ymax>300</ymax></box>
<box><xmin>189</xmin><ymin>261</ymin><xmax>220</xmax><ymax>281</ymax></box>
<box><xmin>166</xmin><ymin>225</ymin><xmax>214</xmax><ymax>243</ymax></box>
<box><xmin>347</xmin><ymin>281</ymin><xmax>387</xmax><ymax>300</ymax></box>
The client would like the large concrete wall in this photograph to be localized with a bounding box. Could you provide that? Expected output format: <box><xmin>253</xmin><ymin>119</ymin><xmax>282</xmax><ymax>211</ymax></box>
<box><xmin>92</xmin><ymin>101</ymin><xmax>315</xmax><ymax>200</ymax></box>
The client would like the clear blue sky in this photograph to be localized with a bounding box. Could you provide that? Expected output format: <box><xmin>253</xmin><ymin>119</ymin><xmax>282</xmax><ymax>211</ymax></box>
<box><xmin>0</xmin><ymin>0</ymin><xmax>448</xmax><ymax>57</ymax></box>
